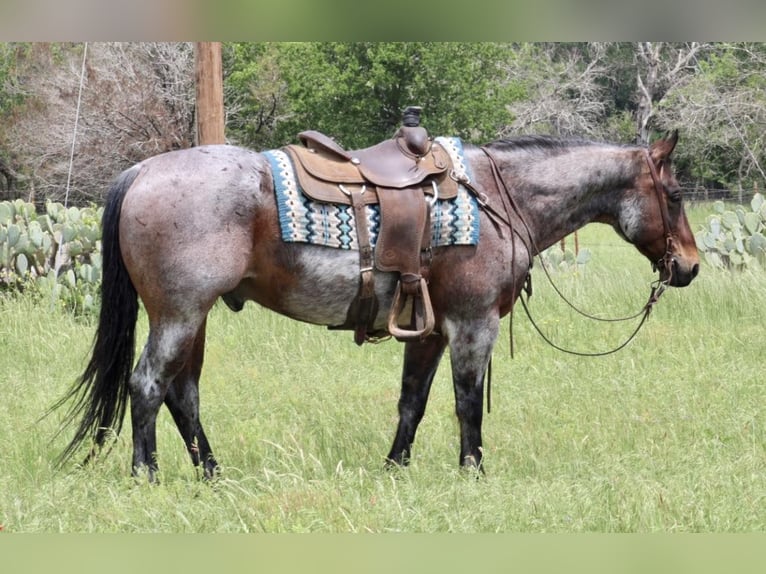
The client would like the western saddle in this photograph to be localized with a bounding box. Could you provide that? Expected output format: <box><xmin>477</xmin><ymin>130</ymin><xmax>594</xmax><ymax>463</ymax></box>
<box><xmin>285</xmin><ymin>106</ymin><xmax>457</xmax><ymax>344</ymax></box>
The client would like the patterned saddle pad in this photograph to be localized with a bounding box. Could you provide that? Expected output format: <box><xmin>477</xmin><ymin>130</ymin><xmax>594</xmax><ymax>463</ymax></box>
<box><xmin>263</xmin><ymin>136</ymin><xmax>479</xmax><ymax>250</ymax></box>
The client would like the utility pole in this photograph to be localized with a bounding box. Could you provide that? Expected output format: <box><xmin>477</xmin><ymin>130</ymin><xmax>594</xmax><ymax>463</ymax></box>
<box><xmin>195</xmin><ymin>42</ymin><xmax>225</xmax><ymax>145</ymax></box>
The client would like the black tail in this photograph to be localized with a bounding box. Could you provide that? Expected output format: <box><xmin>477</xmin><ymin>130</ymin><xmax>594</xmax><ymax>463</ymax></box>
<box><xmin>53</xmin><ymin>166</ymin><xmax>141</xmax><ymax>466</ymax></box>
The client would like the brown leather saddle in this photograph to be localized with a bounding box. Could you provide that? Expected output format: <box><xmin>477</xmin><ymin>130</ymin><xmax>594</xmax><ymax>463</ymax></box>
<box><xmin>284</xmin><ymin>107</ymin><xmax>455</xmax><ymax>344</ymax></box>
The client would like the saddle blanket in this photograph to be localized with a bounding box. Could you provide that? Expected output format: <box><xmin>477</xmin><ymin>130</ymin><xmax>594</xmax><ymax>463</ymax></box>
<box><xmin>264</xmin><ymin>136</ymin><xmax>479</xmax><ymax>250</ymax></box>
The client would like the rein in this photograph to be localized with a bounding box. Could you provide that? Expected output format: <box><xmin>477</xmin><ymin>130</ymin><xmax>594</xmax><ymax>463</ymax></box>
<box><xmin>462</xmin><ymin>146</ymin><xmax>676</xmax><ymax>360</ymax></box>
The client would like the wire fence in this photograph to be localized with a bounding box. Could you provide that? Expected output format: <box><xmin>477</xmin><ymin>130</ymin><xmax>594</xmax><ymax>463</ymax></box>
<box><xmin>683</xmin><ymin>183</ymin><xmax>763</xmax><ymax>204</ymax></box>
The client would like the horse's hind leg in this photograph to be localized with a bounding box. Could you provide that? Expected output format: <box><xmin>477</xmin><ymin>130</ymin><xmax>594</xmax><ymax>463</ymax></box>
<box><xmin>128</xmin><ymin>316</ymin><xmax>207</xmax><ymax>482</ymax></box>
<box><xmin>163</xmin><ymin>319</ymin><xmax>218</xmax><ymax>479</ymax></box>
<box><xmin>386</xmin><ymin>335</ymin><xmax>447</xmax><ymax>466</ymax></box>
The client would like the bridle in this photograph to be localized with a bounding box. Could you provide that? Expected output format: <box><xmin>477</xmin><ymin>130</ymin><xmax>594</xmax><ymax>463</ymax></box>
<box><xmin>644</xmin><ymin>148</ymin><xmax>676</xmax><ymax>285</ymax></box>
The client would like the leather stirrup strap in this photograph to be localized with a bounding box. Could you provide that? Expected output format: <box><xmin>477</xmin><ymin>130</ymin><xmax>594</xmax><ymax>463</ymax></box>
<box><xmin>386</xmin><ymin>192</ymin><xmax>436</xmax><ymax>341</ymax></box>
<box><xmin>346</xmin><ymin>186</ymin><xmax>376</xmax><ymax>345</ymax></box>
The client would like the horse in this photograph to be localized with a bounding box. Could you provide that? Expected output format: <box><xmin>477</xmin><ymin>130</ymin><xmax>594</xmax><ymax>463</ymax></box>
<box><xmin>54</xmin><ymin>130</ymin><xmax>699</xmax><ymax>482</ymax></box>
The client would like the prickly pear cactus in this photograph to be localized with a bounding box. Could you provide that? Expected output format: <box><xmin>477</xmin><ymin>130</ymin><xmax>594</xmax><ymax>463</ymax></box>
<box><xmin>540</xmin><ymin>244</ymin><xmax>592</xmax><ymax>274</ymax></box>
<box><xmin>0</xmin><ymin>199</ymin><xmax>103</xmax><ymax>314</ymax></box>
<box><xmin>695</xmin><ymin>192</ymin><xmax>766</xmax><ymax>270</ymax></box>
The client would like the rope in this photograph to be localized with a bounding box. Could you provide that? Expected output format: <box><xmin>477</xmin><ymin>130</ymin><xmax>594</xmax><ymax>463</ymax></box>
<box><xmin>63</xmin><ymin>42</ymin><xmax>88</xmax><ymax>211</ymax></box>
<box><xmin>533</xmin><ymin>245</ymin><xmax>651</xmax><ymax>323</ymax></box>
<box><xmin>51</xmin><ymin>42</ymin><xmax>88</xmax><ymax>310</ymax></box>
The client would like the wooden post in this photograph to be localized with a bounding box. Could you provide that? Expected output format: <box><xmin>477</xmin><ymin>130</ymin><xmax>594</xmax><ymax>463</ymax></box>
<box><xmin>560</xmin><ymin>231</ymin><xmax>580</xmax><ymax>256</ymax></box>
<box><xmin>195</xmin><ymin>42</ymin><xmax>225</xmax><ymax>145</ymax></box>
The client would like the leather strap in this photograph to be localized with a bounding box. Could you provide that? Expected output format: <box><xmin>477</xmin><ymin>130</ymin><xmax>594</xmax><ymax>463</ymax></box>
<box><xmin>644</xmin><ymin>149</ymin><xmax>675</xmax><ymax>278</ymax></box>
<box><xmin>347</xmin><ymin>186</ymin><xmax>377</xmax><ymax>345</ymax></box>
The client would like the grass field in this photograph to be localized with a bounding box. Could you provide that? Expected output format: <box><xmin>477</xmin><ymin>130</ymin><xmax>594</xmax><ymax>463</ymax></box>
<box><xmin>1</xmin><ymin>202</ymin><xmax>764</xmax><ymax>532</ymax></box>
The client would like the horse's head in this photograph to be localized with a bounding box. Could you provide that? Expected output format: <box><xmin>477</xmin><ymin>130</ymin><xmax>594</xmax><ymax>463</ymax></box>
<box><xmin>619</xmin><ymin>131</ymin><xmax>699</xmax><ymax>287</ymax></box>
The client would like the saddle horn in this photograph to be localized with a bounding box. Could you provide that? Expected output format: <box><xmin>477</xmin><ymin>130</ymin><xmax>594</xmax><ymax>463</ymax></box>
<box><xmin>398</xmin><ymin>106</ymin><xmax>429</xmax><ymax>157</ymax></box>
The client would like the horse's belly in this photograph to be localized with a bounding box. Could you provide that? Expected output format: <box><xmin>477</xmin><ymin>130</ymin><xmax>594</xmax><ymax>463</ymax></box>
<box><xmin>239</xmin><ymin>244</ymin><xmax>398</xmax><ymax>329</ymax></box>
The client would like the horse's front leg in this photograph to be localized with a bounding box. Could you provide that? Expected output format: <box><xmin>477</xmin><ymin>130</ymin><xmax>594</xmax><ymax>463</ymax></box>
<box><xmin>386</xmin><ymin>334</ymin><xmax>447</xmax><ymax>466</ymax></box>
<box><xmin>447</xmin><ymin>315</ymin><xmax>499</xmax><ymax>471</ymax></box>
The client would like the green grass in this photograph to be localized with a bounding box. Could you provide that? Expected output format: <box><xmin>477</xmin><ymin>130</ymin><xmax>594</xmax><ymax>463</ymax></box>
<box><xmin>1</xmin><ymin>204</ymin><xmax>765</xmax><ymax>532</ymax></box>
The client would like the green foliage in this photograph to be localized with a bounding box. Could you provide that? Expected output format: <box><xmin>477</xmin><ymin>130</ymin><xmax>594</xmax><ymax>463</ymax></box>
<box><xmin>223</xmin><ymin>43</ymin><xmax>283</xmax><ymax>149</ymax></box>
<box><xmin>0</xmin><ymin>199</ymin><xmax>102</xmax><ymax>314</ymax></box>
<box><xmin>3</xmin><ymin>42</ymin><xmax>766</xmax><ymax>200</ymax></box>
<box><xmin>695</xmin><ymin>192</ymin><xmax>766</xmax><ymax>270</ymax></box>
<box><xmin>227</xmin><ymin>42</ymin><xmax>516</xmax><ymax>149</ymax></box>
<box><xmin>603</xmin><ymin>110</ymin><xmax>636</xmax><ymax>143</ymax></box>
<box><xmin>0</xmin><ymin>43</ymin><xmax>22</xmax><ymax>116</ymax></box>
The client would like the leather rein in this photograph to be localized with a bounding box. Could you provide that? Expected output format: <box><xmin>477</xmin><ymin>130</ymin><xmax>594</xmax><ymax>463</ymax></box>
<box><xmin>461</xmin><ymin>146</ymin><xmax>676</xmax><ymax>360</ymax></box>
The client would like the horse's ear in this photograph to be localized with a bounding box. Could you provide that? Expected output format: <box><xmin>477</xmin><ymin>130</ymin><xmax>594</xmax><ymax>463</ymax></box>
<box><xmin>650</xmin><ymin>129</ymin><xmax>679</xmax><ymax>162</ymax></box>
<box><xmin>666</xmin><ymin>129</ymin><xmax>679</xmax><ymax>152</ymax></box>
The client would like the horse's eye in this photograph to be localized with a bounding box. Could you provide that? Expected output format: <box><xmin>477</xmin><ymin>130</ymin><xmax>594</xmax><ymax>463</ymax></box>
<box><xmin>667</xmin><ymin>186</ymin><xmax>682</xmax><ymax>203</ymax></box>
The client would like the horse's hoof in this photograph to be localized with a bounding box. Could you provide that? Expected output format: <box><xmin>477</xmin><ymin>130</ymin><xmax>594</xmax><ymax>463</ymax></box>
<box><xmin>461</xmin><ymin>454</ymin><xmax>485</xmax><ymax>477</ymax></box>
<box><xmin>203</xmin><ymin>463</ymin><xmax>221</xmax><ymax>481</ymax></box>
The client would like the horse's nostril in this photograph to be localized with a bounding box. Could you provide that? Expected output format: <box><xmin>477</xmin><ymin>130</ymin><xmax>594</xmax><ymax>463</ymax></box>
<box><xmin>671</xmin><ymin>258</ymin><xmax>699</xmax><ymax>285</ymax></box>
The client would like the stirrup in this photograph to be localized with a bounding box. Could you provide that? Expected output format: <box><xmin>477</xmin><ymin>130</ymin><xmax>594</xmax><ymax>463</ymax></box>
<box><xmin>387</xmin><ymin>277</ymin><xmax>436</xmax><ymax>341</ymax></box>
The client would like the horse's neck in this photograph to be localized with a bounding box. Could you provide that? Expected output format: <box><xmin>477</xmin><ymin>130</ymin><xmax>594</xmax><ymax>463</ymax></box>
<box><xmin>478</xmin><ymin>145</ymin><xmax>639</xmax><ymax>252</ymax></box>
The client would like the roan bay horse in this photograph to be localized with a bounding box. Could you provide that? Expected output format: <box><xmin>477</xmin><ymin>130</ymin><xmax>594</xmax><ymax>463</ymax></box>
<box><xmin>55</xmin><ymin>130</ymin><xmax>699</xmax><ymax>481</ymax></box>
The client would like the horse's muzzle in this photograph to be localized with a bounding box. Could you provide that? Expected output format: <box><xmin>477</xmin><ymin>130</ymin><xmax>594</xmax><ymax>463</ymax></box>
<box><xmin>665</xmin><ymin>257</ymin><xmax>699</xmax><ymax>287</ymax></box>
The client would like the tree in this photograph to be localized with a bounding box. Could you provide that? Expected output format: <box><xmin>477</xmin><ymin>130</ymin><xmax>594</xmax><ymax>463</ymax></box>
<box><xmin>655</xmin><ymin>43</ymin><xmax>766</xmax><ymax>191</ymax></box>
<box><xmin>0</xmin><ymin>43</ymin><xmax>29</xmax><ymax>196</ymax></box>
<box><xmin>223</xmin><ymin>43</ymin><xmax>287</xmax><ymax>150</ymax></box>
<box><xmin>632</xmin><ymin>42</ymin><xmax>705</xmax><ymax>144</ymax></box>
<box><xmin>498</xmin><ymin>43</ymin><xmax>614</xmax><ymax>139</ymax></box>
<box><xmin>226</xmin><ymin>42</ymin><xmax>516</xmax><ymax>149</ymax></box>
<box><xmin>3</xmin><ymin>42</ymin><xmax>764</xmax><ymax>204</ymax></box>
<box><xmin>0</xmin><ymin>42</ymin><xmax>196</xmax><ymax>205</ymax></box>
